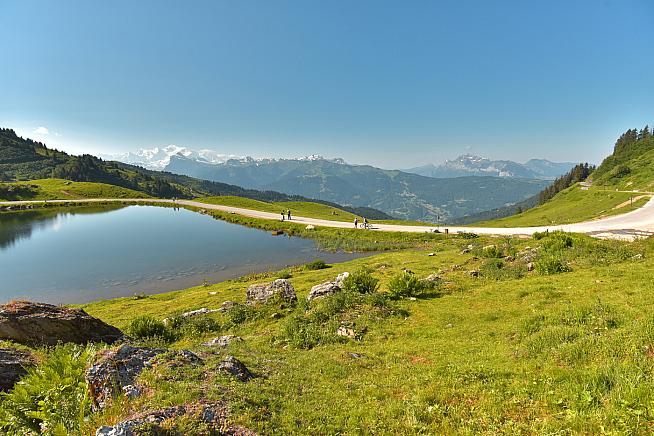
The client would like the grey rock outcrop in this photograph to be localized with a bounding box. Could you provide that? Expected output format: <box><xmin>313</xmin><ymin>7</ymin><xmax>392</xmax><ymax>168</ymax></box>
<box><xmin>86</xmin><ymin>345</ymin><xmax>166</xmax><ymax>410</ymax></box>
<box><xmin>0</xmin><ymin>301</ymin><xmax>124</xmax><ymax>346</ymax></box>
<box><xmin>0</xmin><ymin>348</ymin><xmax>34</xmax><ymax>392</ymax></box>
<box><xmin>95</xmin><ymin>402</ymin><xmax>256</xmax><ymax>436</ymax></box>
<box><xmin>218</xmin><ymin>356</ymin><xmax>253</xmax><ymax>382</ymax></box>
<box><xmin>246</xmin><ymin>279</ymin><xmax>297</xmax><ymax>305</ymax></box>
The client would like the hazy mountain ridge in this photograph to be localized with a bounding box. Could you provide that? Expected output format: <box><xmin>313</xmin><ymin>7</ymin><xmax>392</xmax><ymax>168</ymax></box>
<box><xmin>164</xmin><ymin>154</ymin><xmax>549</xmax><ymax>222</ymax></box>
<box><xmin>406</xmin><ymin>154</ymin><xmax>575</xmax><ymax>180</ymax></box>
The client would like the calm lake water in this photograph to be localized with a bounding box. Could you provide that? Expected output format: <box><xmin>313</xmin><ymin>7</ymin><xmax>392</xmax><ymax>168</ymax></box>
<box><xmin>0</xmin><ymin>205</ymin><xmax>364</xmax><ymax>304</ymax></box>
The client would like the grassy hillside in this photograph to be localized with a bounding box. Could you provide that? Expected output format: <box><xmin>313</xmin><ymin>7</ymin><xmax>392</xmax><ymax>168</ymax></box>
<box><xmin>35</xmin><ymin>232</ymin><xmax>647</xmax><ymax>434</ymax></box>
<box><xmin>0</xmin><ymin>179</ymin><xmax>150</xmax><ymax>201</ymax></box>
<box><xmin>476</xmin><ymin>185</ymin><xmax>648</xmax><ymax>227</ymax></box>
<box><xmin>592</xmin><ymin>127</ymin><xmax>654</xmax><ymax>190</ymax></box>
<box><xmin>477</xmin><ymin>126</ymin><xmax>654</xmax><ymax>227</ymax></box>
<box><xmin>196</xmin><ymin>196</ymin><xmax>357</xmax><ymax>222</ymax></box>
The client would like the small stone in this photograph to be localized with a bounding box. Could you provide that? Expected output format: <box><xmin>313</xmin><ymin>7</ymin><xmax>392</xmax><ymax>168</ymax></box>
<box><xmin>122</xmin><ymin>384</ymin><xmax>141</xmax><ymax>399</ymax></box>
<box><xmin>468</xmin><ymin>270</ymin><xmax>480</xmax><ymax>278</ymax></box>
<box><xmin>270</xmin><ymin>312</ymin><xmax>282</xmax><ymax>319</ymax></box>
<box><xmin>349</xmin><ymin>352</ymin><xmax>364</xmax><ymax>359</ymax></box>
<box><xmin>218</xmin><ymin>301</ymin><xmax>237</xmax><ymax>312</ymax></box>
<box><xmin>180</xmin><ymin>308</ymin><xmax>219</xmax><ymax>318</ymax></box>
<box><xmin>336</xmin><ymin>326</ymin><xmax>356</xmax><ymax>339</ymax></box>
<box><xmin>203</xmin><ymin>335</ymin><xmax>243</xmax><ymax>348</ymax></box>
<box><xmin>527</xmin><ymin>262</ymin><xmax>535</xmax><ymax>272</ymax></box>
<box><xmin>305</xmin><ymin>224</ymin><xmax>315</xmax><ymax>230</ymax></box>
<box><xmin>218</xmin><ymin>356</ymin><xmax>253</xmax><ymax>382</ymax></box>
<box><xmin>445</xmin><ymin>323</ymin><xmax>453</xmax><ymax>328</ymax></box>
<box><xmin>428</xmin><ymin>252</ymin><xmax>435</xmax><ymax>256</ymax></box>
<box><xmin>460</xmin><ymin>248</ymin><xmax>471</xmax><ymax>254</ymax></box>
<box><xmin>208</xmin><ymin>291</ymin><xmax>218</xmax><ymax>296</ymax></box>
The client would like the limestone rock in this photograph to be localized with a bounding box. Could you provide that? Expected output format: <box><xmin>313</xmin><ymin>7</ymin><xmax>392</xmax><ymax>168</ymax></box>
<box><xmin>86</xmin><ymin>345</ymin><xmax>166</xmax><ymax>410</ymax></box>
<box><xmin>180</xmin><ymin>308</ymin><xmax>219</xmax><ymax>318</ymax></box>
<box><xmin>0</xmin><ymin>301</ymin><xmax>124</xmax><ymax>346</ymax></box>
<box><xmin>218</xmin><ymin>356</ymin><xmax>253</xmax><ymax>382</ymax></box>
<box><xmin>307</xmin><ymin>281</ymin><xmax>341</xmax><ymax>302</ymax></box>
<box><xmin>335</xmin><ymin>272</ymin><xmax>350</xmax><ymax>287</ymax></box>
<box><xmin>0</xmin><ymin>348</ymin><xmax>34</xmax><ymax>392</ymax></box>
<box><xmin>95</xmin><ymin>402</ymin><xmax>256</xmax><ymax>436</ymax></box>
<box><xmin>203</xmin><ymin>335</ymin><xmax>243</xmax><ymax>348</ymax></box>
<box><xmin>246</xmin><ymin>279</ymin><xmax>297</xmax><ymax>305</ymax></box>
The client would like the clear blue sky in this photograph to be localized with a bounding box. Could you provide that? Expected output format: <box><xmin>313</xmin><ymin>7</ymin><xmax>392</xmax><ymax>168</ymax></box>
<box><xmin>1</xmin><ymin>0</ymin><xmax>652</xmax><ymax>168</ymax></box>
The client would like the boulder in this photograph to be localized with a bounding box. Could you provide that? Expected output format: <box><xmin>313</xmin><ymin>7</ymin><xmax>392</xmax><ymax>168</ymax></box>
<box><xmin>86</xmin><ymin>345</ymin><xmax>166</xmax><ymax>410</ymax></box>
<box><xmin>203</xmin><ymin>335</ymin><xmax>243</xmax><ymax>348</ymax></box>
<box><xmin>527</xmin><ymin>262</ymin><xmax>535</xmax><ymax>272</ymax></box>
<box><xmin>246</xmin><ymin>279</ymin><xmax>297</xmax><ymax>305</ymax></box>
<box><xmin>95</xmin><ymin>402</ymin><xmax>256</xmax><ymax>436</ymax></box>
<box><xmin>305</xmin><ymin>224</ymin><xmax>315</xmax><ymax>230</ymax></box>
<box><xmin>0</xmin><ymin>348</ymin><xmax>34</xmax><ymax>392</ymax></box>
<box><xmin>218</xmin><ymin>356</ymin><xmax>253</xmax><ymax>382</ymax></box>
<box><xmin>0</xmin><ymin>301</ymin><xmax>124</xmax><ymax>346</ymax></box>
<box><xmin>307</xmin><ymin>281</ymin><xmax>341</xmax><ymax>302</ymax></box>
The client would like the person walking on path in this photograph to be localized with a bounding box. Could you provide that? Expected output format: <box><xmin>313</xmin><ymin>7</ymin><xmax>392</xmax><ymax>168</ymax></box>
<box><xmin>287</xmin><ymin>210</ymin><xmax>292</xmax><ymax>220</ymax></box>
<box><xmin>363</xmin><ymin>217</ymin><xmax>368</xmax><ymax>229</ymax></box>
<box><xmin>281</xmin><ymin>211</ymin><xmax>285</xmax><ymax>221</ymax></box>
<box><xmin>354</xmin><ymin>217</ymin><xmax>358</xmax><ymax>228</ymax></box>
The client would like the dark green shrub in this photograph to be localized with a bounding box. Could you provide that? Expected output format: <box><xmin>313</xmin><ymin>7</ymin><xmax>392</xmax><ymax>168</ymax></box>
<box><xmin>304</xmin><ymin>259</ymin><xmax>329</xmax><ymax>270</ymax></box>
<box><xmin>536</xmin><ymin>256</ymin><xmax>572</xmax><ymax>275</ymax></box>
<box><xmin>277</xmin><ymin>269</ymin><xmax>292</xmax><ymax>279</ymax></box>
<box><xmin>0</xmin><ymin>344</ymin><xmax>94</xmax><ymax>434</ymax></box>
<box><xmin>480</xmin><ymin>245</ymin><xmax>503</xmax><ymax>258</ymax></box>
<box><xmin>457</xmin><ymin>232</ymin><xmax>479</xmax><ymax>239</ymax></box>
<box><xmin>128</xmin><ymin>315</ymin><xmax>176</xmax><ymax>342</ymax></box>
<box><xmin>387</xmin><ymin>272</ymin><xmax>429</xmax><ymax>299</ymax></box>
<box><xmin>542</xmin><ymin>232</ymin><xmax>574</xmax><ymax>251</ymax></box>
<box><xmin>167</xmin><ymin>314</ymin><xmax>224</xmax><ymax>337</ymax></box>
<box><xmin>341</xmin><ymin>269</ymin><xmax>379</xmax><ymax>294</ymax></box>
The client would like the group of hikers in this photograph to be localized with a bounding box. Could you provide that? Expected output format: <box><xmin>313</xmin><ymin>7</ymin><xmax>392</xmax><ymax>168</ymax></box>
<box><xmin>279</xmin><ymin>209</ymin><xmax>371</xmax><ymax>229</ymax></box>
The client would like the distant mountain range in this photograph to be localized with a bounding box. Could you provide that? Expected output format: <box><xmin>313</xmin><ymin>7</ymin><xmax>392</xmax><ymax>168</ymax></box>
<box><xmin>158</xmin><ymin>153</ymin><xmax>548</xmax><ymax>222</ymax></box>
<box><xmin>99</xmin><ymin>146</ymin><xmax>238</xmax><ymax>171</ymax></box>
<box><xmin>405</xmin><ymin>154</ymin><xmax>575</xmax><ymax>180</ymax></box>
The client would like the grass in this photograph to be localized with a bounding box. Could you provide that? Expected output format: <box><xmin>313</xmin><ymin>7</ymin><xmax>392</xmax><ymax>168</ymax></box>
<box><xmin>195</xmin><ymin>196</ymin><xmax>358</xmax><ymax>222</ymax></box>
<box><xmin>0</xmin><ymin>179</ymin><xmax>149</xmax><ymax>201</ymax></box>
<box><xmin>477</xmin><ymin>184</ymin><xmax>648</xmax><ymax>227</ymax></box>
<box><xmin>34</xmin><ymin>232</ymin><xmax>645</xmax><ymax>434</ymax></box>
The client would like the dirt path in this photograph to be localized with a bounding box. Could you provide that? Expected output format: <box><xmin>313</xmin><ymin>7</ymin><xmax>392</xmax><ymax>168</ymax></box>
<box><xmin>2</xmin><ymin>197</ymin><xmax>654</xmax><ymax>241</ymax></box>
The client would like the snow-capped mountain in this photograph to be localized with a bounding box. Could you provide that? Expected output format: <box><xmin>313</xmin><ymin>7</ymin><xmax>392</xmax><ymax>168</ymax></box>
<box><xmin>99</xmin><ymin>145</ymin><xmax>238</xmax><ymax>170</ymax></box>
<box><xmin>101</xmin><ymin>146</ymin><xmax>348</xmax><ymax>171</ymax></box>
<box><xmin>406</xmin><ymin>154</ymin><xmax>575</xmax><ymax>180</ymax></box>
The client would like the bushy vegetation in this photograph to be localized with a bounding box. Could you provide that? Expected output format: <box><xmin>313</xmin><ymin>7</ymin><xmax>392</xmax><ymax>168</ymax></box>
<box><xmin>387</xmin><ymin>272</ymin><xmax>433</xmax><ymax>299</ymax></box>
<box><xmin>128</xmin><ymin>315</ymin><xmax>177</xmax><ymax>342</ymax></box>
<box><xmin>304</xmin><ymin>259</ymin><xmax>328</xmax><ymax>271</ymax></box>
<box><xmin>0</xmin><ymin>344</ymin><xmax>94</xmax><ymax>435</ymax></box>
<box><xmin>341</xmin><ymin>269</ymin><xmax>379</xmax><ymax>294</ymax></box>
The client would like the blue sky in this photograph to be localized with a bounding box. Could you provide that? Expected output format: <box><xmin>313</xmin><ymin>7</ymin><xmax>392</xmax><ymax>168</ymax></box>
<box><xmin>1</xmin><ymin>0</ymin><xmax>652</xmax><ymax>168</ymax></box>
